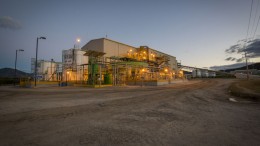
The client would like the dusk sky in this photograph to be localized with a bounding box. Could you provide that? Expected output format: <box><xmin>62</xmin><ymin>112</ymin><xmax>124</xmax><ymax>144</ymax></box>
<box><xmin>0</xmin><ymin>0</ymin><xmax>260</xmax><ymax>72</ymax></box>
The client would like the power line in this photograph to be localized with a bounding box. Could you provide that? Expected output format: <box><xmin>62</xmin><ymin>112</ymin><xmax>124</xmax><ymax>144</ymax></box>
<box><xmin>253</xmin><ymin>16</ymin><xmax>260</xmax><ymax>39</ymax></box>
<box><xmin>245</xmin><ymin>0</ymin><xmax>254</xmax><ymax>43</ymax></box>
<box><xmin>244</xmin><ymin>0</ymin><xmax>254</xmax><ymax>80</ymax></box>
<box><xmin>250</xmin><ymin>0</ymin><xmax>260</xmax><ymax>38</ymax></box>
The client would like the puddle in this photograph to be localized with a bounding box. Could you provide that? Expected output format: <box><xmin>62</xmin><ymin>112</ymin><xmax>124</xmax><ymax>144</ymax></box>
<box><xmin>229</xmin><ymin>98</ymin><xmax>238</xmax><ymax>102</ymax></box>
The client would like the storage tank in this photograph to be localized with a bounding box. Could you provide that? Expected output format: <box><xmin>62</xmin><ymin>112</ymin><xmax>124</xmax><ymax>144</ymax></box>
<box><xmin>192</xmin><ymin>70</ymin><xmax>197</xmax><ymax>78</ymax></box>
<box><xmin>208</xmin><ymin>72</ymin><xmax>216</xmax><ymax>78</ymax></box>
<box><xmin>201</xmin><ymin>70</ymin><xmax>209</xmax><ymax>78</ymax></box>
<box><xmin>192</xmin><ymin>69</ymin><xmax>202</xmax><ymax>78</ymax></box>
<box><xmin>196</xmin><ymin>69</ymin><xmax>202</xmax><ymax>78</ymax></box>
<box><xmin>104</xmin><ymin>73</ymin><xmax>112</xmax><ymax>84</ymax></box>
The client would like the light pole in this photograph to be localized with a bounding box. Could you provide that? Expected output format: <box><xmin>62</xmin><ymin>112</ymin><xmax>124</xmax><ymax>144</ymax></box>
<box><xmin>34</xmin><ymin>37</ymin><xmax>46</xmax><ymax>87</ymax></box>
<box><xmin>14</xmin><ymin>49</ymin><xmax>24</xmax><ymax>85</ymax></box>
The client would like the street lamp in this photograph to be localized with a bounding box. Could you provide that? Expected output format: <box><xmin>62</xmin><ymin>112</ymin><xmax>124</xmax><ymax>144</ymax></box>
<box><xmin>14</xmin><ymin>49</ymin><xmax>24</xmax><ymax>85</ymax></box>
<box><xmin>74</xmin><ymin>38</ymin><xmax>81</xmax><ymax>49</ymax></box>
<box><xmin>34</xmin><ymin>36</ymin><xmax>46</xmax><ymax>87</ymax></box>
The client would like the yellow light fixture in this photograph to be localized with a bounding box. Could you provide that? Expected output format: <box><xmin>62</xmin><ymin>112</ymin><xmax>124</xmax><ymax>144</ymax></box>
<box><xmin>164</xmin><ymin>69</ymin><xmax>168</xmax><ymax>72</ymax></box>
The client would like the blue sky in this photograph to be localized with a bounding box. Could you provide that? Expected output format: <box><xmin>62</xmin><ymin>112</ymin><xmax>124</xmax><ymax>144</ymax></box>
<box><xmin>0</xmin><ymin>0</ymin><xmax>259</xmax><ymax>72</ymax></box>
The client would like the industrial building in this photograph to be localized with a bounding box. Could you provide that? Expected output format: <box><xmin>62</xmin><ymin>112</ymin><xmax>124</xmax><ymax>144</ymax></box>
<box><xmin>31</xmin><ymin>38</ymin><xmax>216</xmax><ymax>85</ymax></box>
<box><xmin>79</xmin><ymin>38</ymin><xmax>181</xmax><ymax>86</ymax></box>
<box><xmin>30</xmin><ymin>38</ymin><xmax>180</xmax><ymax>85</ymax></box>
<box><xmin>31</xmin><ymin>58</ymin><xmax>62</xmax><ymax>81</ymax></box>
<box><xmin>31</xmin><ymin>48</ymin><xmax>87</xmax><ymax>82</ymax></box>
<box><xmin>192</xmin><ymin>69</ymin><xmax>216</xmax><ymax>78</ymax></box>
<box><xmin>62</xmin><ymin>48</ymin><xmax>88</xmax><ymax>82</ymax></box>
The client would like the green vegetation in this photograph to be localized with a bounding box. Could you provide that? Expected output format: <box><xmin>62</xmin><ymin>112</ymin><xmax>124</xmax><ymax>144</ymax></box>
<box><xmin>0</xmin><ymin>78</ymin><xmax>18</xmax><ymax>85</ymax></box>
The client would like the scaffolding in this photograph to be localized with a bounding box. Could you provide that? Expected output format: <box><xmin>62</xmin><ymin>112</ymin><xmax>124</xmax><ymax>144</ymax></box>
<box><xmin>83</xmin><ymin>50</ymin><xmax>105</xmax><ymax>86</ymax></box>
<box><xmin>82</xmin><ymin>46</ymin><xmax>178</xmax><ymax>86</ymax></box>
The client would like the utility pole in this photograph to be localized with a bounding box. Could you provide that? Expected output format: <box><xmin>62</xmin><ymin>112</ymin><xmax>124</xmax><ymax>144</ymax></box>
<box><xmin>14</xmin><ymin>49</ymin><xmax>24</xmax><ymax>85</ymax></box>
<box><xmin>245</xmin><ymin>52</ymin><xmax>249</xmax><ymax>80</ymax></box>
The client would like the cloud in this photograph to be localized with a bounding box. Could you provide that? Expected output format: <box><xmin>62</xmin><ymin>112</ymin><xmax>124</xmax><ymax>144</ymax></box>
<box><xmin>0</xmin><ymin>16</ymin><xmax>22</xmax><ymax>30</ymax></box>
<box><xmin>225</xmin><ymin>39</ymin><xmax>260</xmax><ymax>62</ymax></box>
<box><xmin>225</xmin><ymin>57</ymin><xmax>243</xmax><ymax>62</ymax></box>
<box><xmin>236</xmin><ymin>58</ymin><xmax>244</xmax><ymax>62</ymax></box>
<box><xmin>225</xmin><ymin>57</ymin><xmax>236</xmax><ymax>61</ymax></box>
<box><xmin>244</xmin><ymin>39</ymin><xmax>260</xmax><ymax>58</ymax></box>
<box><xmin>225</xmin><ymin>44</ymin><xmax>241</xmax><ymax>54</ymax></box>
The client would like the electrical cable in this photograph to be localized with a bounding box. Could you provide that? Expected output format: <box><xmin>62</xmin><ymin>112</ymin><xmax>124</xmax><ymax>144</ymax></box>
<box><xmin>253</xmin><ymin>16</ymin><xmax>260</xmax><ymax>39</ymax></box>
<box><xmin>245</xmin><ymin>0</ymin><xmax>254</xmax><ymax>43</ymax></box>
<box><xmin>250</xmin><ymin>0</ymin><xmax>260</xmax><ymax>38</ymax></box>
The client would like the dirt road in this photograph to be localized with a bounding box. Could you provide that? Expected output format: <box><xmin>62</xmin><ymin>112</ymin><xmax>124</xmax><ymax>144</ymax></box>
<box><xmin>0</xmin><ymin>79</ymin><xmax>259</xmax><ymax>146</ymax></box>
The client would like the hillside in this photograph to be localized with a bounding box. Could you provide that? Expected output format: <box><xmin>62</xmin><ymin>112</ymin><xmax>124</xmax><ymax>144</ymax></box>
<box><xmin>224</xmin><ymin>63</ymin><xmax>260</xmax><ymax>72</ymax></box>
<box><xmin>0</xmin><ymin>68</ymin><xmax>32</xmax><ymax>78</ymax></box>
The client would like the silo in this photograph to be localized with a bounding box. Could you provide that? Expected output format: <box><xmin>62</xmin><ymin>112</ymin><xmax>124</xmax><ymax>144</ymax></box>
<box><xmin>209</xmin><ymin>72</ymin><xmax>216</xmax><ymax>78</ymax></box>
<box><xmin>192</xmin><ymin>70</ymin><xmax>197</xmax><ymax>78</ymax></box>
<box><xmin>192</xmin><ymin>69</ymin><xmax>202</xmax><ymax>78</ymax></box>
<box><xmin>104</xmin><ymin>73</ymin><xmax>112</xmax><ymax>84</ymax></box>
<box><xmin>196</xmin><ymin>69</ymin><xmax>202</xmax><ymax>78</ymax></box>
<box><xmin>201</xmin><ymin>70</ymin><xmax>208</xmax><ymax>78</ymax></box>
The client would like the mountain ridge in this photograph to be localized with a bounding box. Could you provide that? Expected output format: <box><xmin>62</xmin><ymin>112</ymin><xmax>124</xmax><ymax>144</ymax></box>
<box><xmin>0</xmin><ymin>68</ymin><xmax>32</xmax><ymax>78</ymax></box>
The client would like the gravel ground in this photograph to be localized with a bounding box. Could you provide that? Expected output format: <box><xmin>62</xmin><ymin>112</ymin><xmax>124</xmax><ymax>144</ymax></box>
<box><xmin>0</xmin><ymin>79</ymin><xmax>259</xmax><ymax>146</ymax></box>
